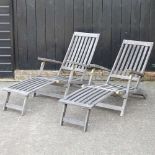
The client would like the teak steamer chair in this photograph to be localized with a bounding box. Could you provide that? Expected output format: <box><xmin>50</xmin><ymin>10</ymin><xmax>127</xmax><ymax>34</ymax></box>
<box><xmin>2</xmin><ymin>32</ymin><xmax>103</xmax><ymax>115</ymax></box>
<box><xmin>59</xmin><ymin>40</ymin><xmax>154</xmax><ymax>132</ymax></box>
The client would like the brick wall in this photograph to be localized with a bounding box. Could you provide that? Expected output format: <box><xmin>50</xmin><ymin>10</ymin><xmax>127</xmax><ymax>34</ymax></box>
<box><xmin>14</xmin><ymin>70</ymin><xmax>155</xmax><ymax>81</ymax></box>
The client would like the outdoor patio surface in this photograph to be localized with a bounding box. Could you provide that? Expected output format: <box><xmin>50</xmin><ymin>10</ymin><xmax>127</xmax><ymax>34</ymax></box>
<box><xmin>0</xmin><ymin>81</ymin><xmax>155</xmax><ymax>155</ymax></box>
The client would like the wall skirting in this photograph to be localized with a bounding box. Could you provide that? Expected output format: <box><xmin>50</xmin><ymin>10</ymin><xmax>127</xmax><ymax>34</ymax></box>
<box><xmin>13</xmin><ymin>70</ymin><xmax>155</xmax><ymax>81</ymax></box>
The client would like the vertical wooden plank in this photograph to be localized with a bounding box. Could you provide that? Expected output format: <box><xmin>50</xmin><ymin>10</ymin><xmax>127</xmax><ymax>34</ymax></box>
<box><xmin>111</xmin><ymin>0</ymin><xmax>122</xmax><ymax>64</ymax></box>
<box><xmin>9</xmin><ymin>0</ymin><xmax>15</xmax><ymax>75</ymax></box>
<box><xmin>13</xmin><ymin>0</ymin><xmax>19</xmax><ymax>69</ymax></box>
<box><xmin>36</xmin><ymin>0</ymin><xmax>46</xmax><ymax>58</ymax></box>
<box><xmin>121</xmin><ymin>0</ymin><xmax>132</xmax><ymax>40</ymax></box>
<box><xmin>140</xmin><ymin>0</ymin><xmax>151</xmax><ymax>41</ymax></box>
<box><xmin>102</xmin><ymin>0</ymin><xmax>112</xmax><ymax>68</ymax></box>
<box><xmin>45</xmin><ymin>0</ymin><xmax>55</xmax><ymax>69</ymax></box>
<box><xmin>131</xmin><ymin>0</ymin><xmax>141</xmax><ymax>40</ymax></box>
<box><xmin>92</xmin><ymin>0</ymin><xmax>103</xmax><ymax>65</ymax></box>
<box><xmin>74</xmin><ymin>0</ymin><xmax>84</xmax><ymax>31</ymax></box>
<box><xmin>64</xmin><ymin>0</ymin><xmax>74</xmax><ymax>51</ymax></box>
<box><xmin>55</xmin><ymin>0</ymin><xmax>65</xmax><ymax>63</ymax></box>
<box><xmin>84</xmin><ymin>0</ymin><xmax>93</xmax><ymax>32</ymax></box>
<box><xmin>16</xmin><ymin>0</ymin><xmax>28</xmax><ymax>69</ymax></box>
<box><xmin>26</xmin><ymin>0</ymin><xmax>37</xmax><ymax>69</ymax></box>
<box><xmin>149</xmin><ymin>0</ymin><xmax>155</xmax><ymax>70</ymax></box>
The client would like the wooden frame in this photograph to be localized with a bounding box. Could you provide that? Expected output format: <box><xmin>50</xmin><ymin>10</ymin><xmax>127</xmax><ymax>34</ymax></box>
<box><xmin>59</xmin><ymin>40</ymin><xmax>154</xmax><ymax>132</ymax></box>
<box><xmin>2</xmin><ymin>32</ymin><xmax>100</xmax><ymax>115</ymax></box>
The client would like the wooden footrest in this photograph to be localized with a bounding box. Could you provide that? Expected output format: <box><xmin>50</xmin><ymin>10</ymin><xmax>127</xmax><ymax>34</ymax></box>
<box><xmin>6</xmin><ymin>103</ymin><xmax>23</xmax><ymax>111</ymax></box>
<box><xmin>63</xmin><ymin>117</ymin><xmax>85</xmax><ymax>127</ymax></box>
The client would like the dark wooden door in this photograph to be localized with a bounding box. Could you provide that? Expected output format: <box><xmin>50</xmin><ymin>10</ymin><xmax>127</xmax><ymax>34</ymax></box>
<box><xmin>0</xmin><ymin>0</ymin><xmax>14</xmax><ymax>78</ymax></box>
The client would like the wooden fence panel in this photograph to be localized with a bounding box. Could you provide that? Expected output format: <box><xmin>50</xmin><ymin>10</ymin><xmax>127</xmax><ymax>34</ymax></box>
<box><xmin>13</xmin><ymin>0</ymin><xmax>155</xmax><ymax>71</ymax></box>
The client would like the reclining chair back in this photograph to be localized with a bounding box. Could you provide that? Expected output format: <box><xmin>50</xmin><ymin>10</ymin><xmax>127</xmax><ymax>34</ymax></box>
<box><xmin>60</xmin><ymin>32</ymin><xmax>100</xmax><ymax>73</ymax></box>
<box><xmin>107</xmin><ymin>40</ymin><xmax>154</xmax><ymax>84</ymax></box>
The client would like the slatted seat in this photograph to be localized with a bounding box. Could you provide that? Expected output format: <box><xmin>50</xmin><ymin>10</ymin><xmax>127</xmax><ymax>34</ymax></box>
<box><xmin>2</xmin><ymin>32</ymin><xmax>100</xmax><ymax>115</ymax></box>
<box><xmin>61</xmin><ymin>84</ymin><xmax>136</xmax><ymax>108</ymax></box>
<box><xmin>3</xmin><ymin>77</ymin><xmax>54</xmax><ymax>95</ymax></box>
<box><xmin>59</xmin><ymin>40</ymin><xmax>154</xmax><ymax>132</ymax></box>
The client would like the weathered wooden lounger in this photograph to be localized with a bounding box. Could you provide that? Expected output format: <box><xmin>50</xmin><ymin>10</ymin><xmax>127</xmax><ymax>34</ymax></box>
<box><xmin>59</xmin><ymin>40</ymin><xmax>154</xmax><ymax>132</ymax></box>
<box><xmin>2</xmin><ymin>32</ymin><xmax>101</xmax><ymax>115</ymax></box>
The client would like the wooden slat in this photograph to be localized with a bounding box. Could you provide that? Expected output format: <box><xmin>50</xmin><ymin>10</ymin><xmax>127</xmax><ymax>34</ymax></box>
<box><xmin>118</xmin><ymin>44</ymin><xmax>132</xmax><ymax>75</ymax></box>
<box><xmin>6</xmin><ymin>103</ymin><xmax>23</xmax><ymax>111</ymax></box>
<box><xmin>102</xmin><ymin>0</ymin><xmax>112</xmax><ymax>68</ymax></box>
<box><xmin>55</xmin><ymin>0</ymin><xmax>65</xmax><ymax>64</ymax></box>
<box><xmin>0</xmin><ymin>30</ymin><xmax>10</xmax><ymax>32</ymax></box>
<box><xmin>123</xmin><ymin>45</ymin><xmax>136</xmax><ymax>76</ymax></box>
<box><xmin>96</xmin><ymin>103</ymin><xmax>122</xmax><ymax>111</ymax></box>
<box><xmin>36</xmin><ymin>0</ymin><xmax>46</xmax><ymax>58</ymax></box>
<box><xmin>65</xmin><ymin>35</ymin><xmax>78</xmax><ymax>67</ymax></box>
<box><xmin>0</xmin><ymin>22</ymin><xmax>10</xmax><ymax>24</ymax></box>
<box><xmin>82</xmin><ymin>38</ymin><xmax>95</xmax><ymax>66</ymax></box>
<box><xmin>121</xmin><ymin>0</ymin><xmax>132</xmax><ymax>40</ymax></box>
<box><xmin>111</xmin><ymin>0</ymin><xmax>121</xmax><ymax>63</ymax></box>
<box><xmin>136</xmin><ymin>46</ymin><xmax>148</xmax><ymax>72</ymax></box>
<box><xmin>113</xmin><ymin>43</ymin><xmax>128</xmax><ymax>74</ymax></box>
<box><xmin>74</xmin><ymin>0</ymin><xmax>84</xmax><ymax>31</ymax></box>
<box><xmin>131</xmin><ymin>0</ymin><xmax>141</xmax><ymax>40</ymax></box>
<box><xmin>64</xmin><ymin>0</ymin><xmax>74</xmax><ymax>52</ymax></box>
<box><xmin>78</xmin><ymin>37</ymin><xmax>91</xmax><ymax>66</ymax></box>
<box><xmin>84</xmin><ymin>0</ymin><xmax>93</xmax><ymax>31</ymax></box>
<box><xmin>17</xmin><ymin>0</ymin><xmax>28</xmax><ymax>68</ymax></box>
<box><xmin>68</xmin><ymin>87</ymin><xmax>92</xmax><ymax>101</ymax></box>
<box><xmin>26</xmin><ymin>0</ymin><xmax>37</xmax><ymax>68</ymax></box>
<box><xmin>74</xmin><ymin>88</ymin><xmax>104</xmax><ymax>103</ymax></box>
<box><xmin>0</xmin><ymin>6</ymin><xmax>9</xmax><ymax>8</ymax></box>
<box><xmin>127</xmin><ymin>45</ymin><xmax>140</xmax><ymax>71</ymax></box>
<box><xmin>132</xmin><ymin>46</ymin><xmax>145</xmax><ymax>71</ymax></box>
<box><xmin>141</xmin><ymin>46</ymin><xmax>153</xmax><ymax>72</ymax></box>
<box><xmin>63</xmin><ymin>117</ymin><xmax>85</xmax><ymax>127</ymax></box>
<box><xmin>81</xmin><ymin>89</ymin><xmax>108</xmax><ymax>104</ymax></box>
<box><xmin>140</xmin><ymin>0</ymin><xmax>151</xmax><ymax>41</ymax></box>
<box><xmin>72</xmin><ymin>37</ymin><xmax>85</xmax><ymax>65</ymax></box>
<box><xmin>0</xmin><ymin>13</ymin><xmax>10</xmax><ymax>16</ymax></box>
<box><xmin>75</xmin><ymin>37</ymin><xmax>88</xmax><ymax>65</ymax></box>
<box><xmin>45</xmin><ymin>0</ymin><xmax>55</xmax><ymax>69</ymax></box>
<box><xmin>67</xmin><ymin>36</ymin><xmax>82</xmax><ymax>68</ymax></box>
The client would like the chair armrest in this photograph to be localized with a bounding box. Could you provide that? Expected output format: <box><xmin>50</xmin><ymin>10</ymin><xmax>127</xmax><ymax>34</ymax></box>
<box><xmin>129</xmin><ymin>70</ymin><xmax>144</xmax><ymax>77</ymax></box>
<box><xmin>66</xmin><ymin>60</ymin><xmax>88</xmax><ymax>67</ymax></box>
<box><xmin>88</xmin><ymin>64</ymin><xmax>111</xmax><ymax>72</ymax></box>
<box><xmin>38</xmin><ymin>57</ymin><xmax>62</xmax><ymax>65</ymax></box>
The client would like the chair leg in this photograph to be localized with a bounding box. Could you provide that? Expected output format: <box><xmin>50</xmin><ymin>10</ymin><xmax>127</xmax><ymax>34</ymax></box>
<box><xmin>64</xmin><ymin>83</ymin><xmax>71</xmax><ymax>97</ymax></box>
<box><xmin>84</xmin><ymin>109</ymin><xmax>91</xmax><ymax>132</ymax></box>
<box><xmin>21</xmin><ymin>96</ymin><xmax>29</xmax><ymax>116</ymax></box>
<box><xmin>60</xmin><ymin>104</ymin><xmax>67</xmax><ymax>126</ymax></box>
<box><xmin>32</xmin><ymin>91</ymin><xmax>37</xmax><ymax>98</ymax></box>
<box><xmin>3</xmin><ymin>92</ymin><xmax>11</xmax><ymax>111</ymax></box>
<box><xmin>120</xmin><ymin>98</ymin><xmax>128</xmax><ymax>117</ymax></box>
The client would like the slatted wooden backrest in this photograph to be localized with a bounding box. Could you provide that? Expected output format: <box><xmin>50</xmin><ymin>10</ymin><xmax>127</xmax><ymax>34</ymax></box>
<box><xmin>61</xmin><ymin>32</ymin><xmax>100</xmax><ymax>72</ymax></box>
<box><xmin>108</xmin><ymin>40</ymin><xmax>154</xmax><ymax>82</ymax></box>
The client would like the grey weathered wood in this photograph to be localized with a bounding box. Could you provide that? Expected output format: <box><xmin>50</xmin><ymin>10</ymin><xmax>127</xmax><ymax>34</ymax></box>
<box><xmin>60</xmin><ymin>104</ymin><xmax>67</xmax><ymax>126</ymax></box>
<box><xmin>63</xmin><ymin>116</ymin><xmax>85</xmax><ymax>127</ymax></box>
<box><xmin>5</xmin><ymin>103</ymin><xmax>23</xmax><ymax>111</ymax></box>
<box><xmin>2</xmin><ymin>32</ymin><xmax>100</xmax><ymax>115</ymax></box>
<box><xmin>96</xmin><ymin>102</ymin><xmax>122</xmax><ymax>111</ymax></box>
<box><xmin>3</xmin><ymin>92</ymin><xmax>10</xmax><ymax>111</ymax></box>
<box><xmin>84</xmin><ymin>109</ymin><xmax>91</xmax><ymax>132</ymax></box>
<box><xmin>59</xmin><ymin>40</ymin><xmax>154</xmax><ymax>131</ymax></box>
